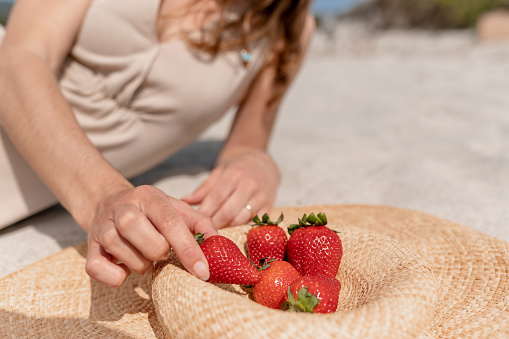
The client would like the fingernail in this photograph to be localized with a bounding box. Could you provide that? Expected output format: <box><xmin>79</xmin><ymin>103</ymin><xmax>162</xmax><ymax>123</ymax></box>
<box><xmin>192</xmin><ymin>261</ymin><xmax>210</xmax><ymax>281</ymax></box>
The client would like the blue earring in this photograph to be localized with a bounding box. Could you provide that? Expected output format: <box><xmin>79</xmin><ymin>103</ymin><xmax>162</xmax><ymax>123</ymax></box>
<box><xmin>240</xmin><ymin>48</ymin><xmax>252</xmax><ymax>68</ymax></box>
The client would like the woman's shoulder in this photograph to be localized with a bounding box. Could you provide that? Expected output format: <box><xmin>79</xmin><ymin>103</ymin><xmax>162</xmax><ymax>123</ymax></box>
<box><xmin>0</xmin><ymin>0</ymin><xmax>94</xmax><ymax>73</ymax></box>
<box><xmin>73</xmin><ymin>0</ymin><xmax>161</xmax><ymax>57</ymax></box>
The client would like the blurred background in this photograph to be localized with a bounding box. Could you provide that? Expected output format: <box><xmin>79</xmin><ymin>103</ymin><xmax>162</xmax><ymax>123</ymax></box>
<box><xmin>3</xmin><ymin>0</ymin><xmax>509</xmax><ymax>37</ymax></box>
<box><xmin>0</xmin><ymin>0</ymin><xmax>508</xmax><ymax>277</ymax></box>
<box><xmin>2</xmin><ymin>0</ymin><xmax>509</xmax><ymax>27</ymax></box>
<box><xmin>315</xmin><ymin>0</ymin><xmax>509</xmax><ymax>29</ymax></box>
<box><xmin>0</xmin><ymin>0</ymin><xmax>12</xmax><ymax>25</ymax></box>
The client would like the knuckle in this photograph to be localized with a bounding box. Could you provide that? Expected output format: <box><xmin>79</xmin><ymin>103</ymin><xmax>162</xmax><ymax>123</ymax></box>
<box><xmin>145</xmin><ymin>242</ymin><xmax>170</xmax><ymax>261</ymax></box>
<box><xmin>157</xmin><ymin>213</ymin><xmax>181</xmax><ymax>233</ymax></box>
<box><xmin>134</xmin><ymin>185</ymin><xmax>153</xmax><ymax>194</ymax></box>
<box><xmin>115</xmin><ymin>208</ymin><xmax>141</xmax><ymax>233</ymax></box>
<box><xmin>179</xmin><ymin>244</ymin><xmax>198</xmax><ymax>259</ymax></box>
<box><xmin>137</xmin><ymin>185</ymin><xmax>163</xmax><ymax>198</ymax></box>
<box><xmin>100</xmin><ymin>229</ymin><xmax>119</xmax><ymax>248</ymax></box>
<box><xmin>127</xmin><ymin>185</ymin><xmax>156</xmax><ymax>202</ymax></box>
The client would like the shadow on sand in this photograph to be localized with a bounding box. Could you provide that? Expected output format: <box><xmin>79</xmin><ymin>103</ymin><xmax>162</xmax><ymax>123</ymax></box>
<box><xmin>0</xmin><ymin>139</ymin><xmax>223</xmax><ymax>249</ymax></box>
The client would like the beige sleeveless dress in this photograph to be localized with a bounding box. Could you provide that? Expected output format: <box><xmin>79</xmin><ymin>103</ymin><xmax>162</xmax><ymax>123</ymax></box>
<box><xmin>0</xmin><ymin>0</ymin><xmax>269</xmax><ymax>228</ymax></box>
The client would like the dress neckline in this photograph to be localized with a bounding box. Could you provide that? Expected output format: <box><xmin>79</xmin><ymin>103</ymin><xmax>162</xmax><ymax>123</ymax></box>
<box><xmin>151</xmin><ymin>0</ymin><xmax>217</xmax><ymax>47</ymax></box>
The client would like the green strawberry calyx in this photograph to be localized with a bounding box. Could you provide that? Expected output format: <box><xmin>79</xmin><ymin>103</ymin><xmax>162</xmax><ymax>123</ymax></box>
<box><xmin>281</xmin><ymin>286</ymin><xmax>319</xmax><ymax>313</ymax></box>
<box><xmin>195</xmin><ymin>233</ymin><xmax>207</xmax><ymax>245</ymax></box>
<box><xmin>251</xmin><ymin>213</ymin><xmax>284</xmax><ymax>226</ymax></box>
<box><xmin>255</xmin><ymin>257</ymin><xmax>277</xmax><ymax>271</ymax></box>
<box><xmin>287</xmin><ymin>213</ymin><xmax>328</xmax><ymax>235</ymax></box>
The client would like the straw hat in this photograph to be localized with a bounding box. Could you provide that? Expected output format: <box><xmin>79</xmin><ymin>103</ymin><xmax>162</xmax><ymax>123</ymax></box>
<box><xmin>1</xmin><ymin>204</ymin><xmax>508</xmax><ymax>338</ymax></box>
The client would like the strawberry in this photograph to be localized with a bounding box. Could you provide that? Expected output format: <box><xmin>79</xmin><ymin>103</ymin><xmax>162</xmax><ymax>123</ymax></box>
<box><xmin>282</xmin><ymin>275</ymin><xmax>341</xmax><ymax>314</ymax></box>
<box><xmin>247</xmin><ymin>213</ymin><xmax>287</xmax><ymax>266</ymax></box>
<box><xmin>195</xmin><ymin>233</ymin><xmax>261</xmax><ymax>285</ymax></box>
<box><xmin>286</xmin><ymin>213</ymin><xmax>342</xmax><ymax>277</ymax></box>
<box><xmin>253</xmin><ymin>259</ymin><xmax>301</xmax><ymax>309</ymax></box>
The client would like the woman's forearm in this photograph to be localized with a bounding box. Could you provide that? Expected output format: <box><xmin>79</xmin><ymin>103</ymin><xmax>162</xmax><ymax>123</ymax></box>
<box><xmin>0</xmin><ymin>50</ymin><xmax>217</xmax><ymax>287</ymax></box>
<box><xmin>217</xmin><ymin>66</ymin><xmax>280</xmax><ymax>165</ymax></box>
<box><xmin>219</xmin><ymin>15</ymin><xmax>315</xmax><ymax>164</ymax></box>
<box><xmin>0</xmin><ymin>50</ymin><xmax>132</xmax><ymax>230</ymax></box>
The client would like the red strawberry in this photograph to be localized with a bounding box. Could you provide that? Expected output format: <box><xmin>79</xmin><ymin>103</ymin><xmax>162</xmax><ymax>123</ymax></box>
<box><xmin>282</xmin><ymin>275</ymin><xmax>341</xmax><ymax>314</ymax></box>
<box><xmin>253</xmin><ymin>259</ymin><xmax>301</xmax><ymax>309</ymax></box>
<box><xmin>195</xmin><ymin>233</ymin><xmax>261</xmax><ymax>285</ymax></box>
<box><xmin>286</xmin><ymin>213</ymin><xmax>342</xmax><ymax>277</ymax></box>
<box><xmin>247</xmin><ymin>213</ymin><xmax>287</xmax><ymax>266</ymax></box>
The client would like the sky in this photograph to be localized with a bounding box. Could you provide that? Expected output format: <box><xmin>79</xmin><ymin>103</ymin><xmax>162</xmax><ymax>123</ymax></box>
<box><xmin>312</xmin><ymin>0</ymin><xmax>365</xmax><ymax>15</ymax></box>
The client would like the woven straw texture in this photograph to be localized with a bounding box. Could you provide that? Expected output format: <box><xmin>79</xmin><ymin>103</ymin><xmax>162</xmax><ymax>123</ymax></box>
<box><xmin>1</xmin><ymin>204</ymin><xmax>508</xmax><ymax>339</ymax></box>
<box><xmin>0</xmin><ymin>242</ymin><xmax>166</xmax><ymax>338</ymax></box>
<box><xmin>152</xmin><ymin>224</ymin><xmax>438</xmax><ymax>339</ymax></box>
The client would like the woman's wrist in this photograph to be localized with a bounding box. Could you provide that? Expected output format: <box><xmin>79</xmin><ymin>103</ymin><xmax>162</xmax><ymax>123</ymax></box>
<box><xmin>216</xmin><ymin>145</ymin><xmax>268</xmax><ymax>166</ymax></box>
<box><xmin>69</xmin><ymin>178</ymin><xmax>134</xmax><ymax>232</ymax></box>
<box><xmin>217</xmin><ymin>147</ymin><xmax>281</xmax><ymax>187</ymax></box>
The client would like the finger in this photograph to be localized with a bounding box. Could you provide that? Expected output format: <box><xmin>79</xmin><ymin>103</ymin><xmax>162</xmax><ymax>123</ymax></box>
<box><xmin>85</xmin><ymin>241</ymin><xmax>130</xmax><ymax>287</ymax></box>
<box><xmin>211</xmin><ymin>180</ymin><xmax>260</xmax><ymax>228</ymax></box>
<box><xmin>143</xmin><ymin>195</ymin><xmax>211</xmax><ymax>281</ymax></box>
<box><xmin>99</xmin><ymin>218</ymin><xmax>153</xmax><ymax>275</ymax></box>
<box><xmin>228</xmin><ymin>207</ymin><xmax>253</xmax><ymax>228</ymax></box>
<box><xmin>172</xmin><ymin>199</ymin><xmax>219</xmax><ymax>236</ymax></box>
<box><xmin>256</xmin><ymin>203</ymin><xmax>273</xmax><ymax>220</ymax></box>
<box><xmin>197</xmin><ymin>170</ymin><xmax>241</xmax><ymax>218</ymax></box>
<box><xmin>228</xmin><ymin>194</ymin><xmax>268</xmax><ymax>227</ymax></box>
<box><xmin>182</xmin><ymin>168</ymin><xmax>222</xmax><ymax>205</ymax></box>
<box><xmin>113</xmin><ymin>204</ymin><xmax>171</xmax><ymax>262</ymax></box>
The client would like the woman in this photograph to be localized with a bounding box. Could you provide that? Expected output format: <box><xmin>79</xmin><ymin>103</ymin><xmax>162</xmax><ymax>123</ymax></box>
<box><xmin>0</xmin><ymin>0</ymin><xmax>314</xmax><ymax>287</ymax></box>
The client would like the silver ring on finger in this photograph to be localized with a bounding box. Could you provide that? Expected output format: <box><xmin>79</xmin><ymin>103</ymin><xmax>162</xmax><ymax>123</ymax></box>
<box><xmin>245</xmin><ymin>204</ymin><xmax>255</xmax><ymax>218</ymax></box>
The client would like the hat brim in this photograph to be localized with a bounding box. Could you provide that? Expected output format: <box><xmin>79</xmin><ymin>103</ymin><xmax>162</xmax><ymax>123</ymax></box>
<box><xmin>0</xmin><ymin>204</ymin><xmax>508</xmax><ymax>338</ymax></box>
<box><xmin>153</xmin><ymin>223</ymin><xmax>438</xmax><ymax>338</ymax></box>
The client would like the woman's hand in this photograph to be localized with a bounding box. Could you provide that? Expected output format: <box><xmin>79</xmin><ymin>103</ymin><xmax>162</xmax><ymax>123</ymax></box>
<box><xmin>183</xmin><ymin>149</ymin><xmax>280</xmax><ymax>229</ymax></box>
<box><xmin>181</xmin><ymin>14</ymin><xmax>314</xmax><ymax>229</ymax></box>
<box><xmin>85</xmin><ymin>185</ymin><xmax>218</xmax><ymax>287</ymax></box>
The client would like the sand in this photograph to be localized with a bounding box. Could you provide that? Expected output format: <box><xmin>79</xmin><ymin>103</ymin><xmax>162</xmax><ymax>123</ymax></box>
<box><xmin>1</xmin><ymin>20</ymin><xmax>508</xmax><ymax>278</ymax></box>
